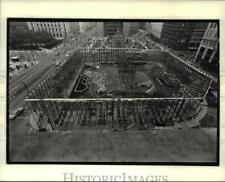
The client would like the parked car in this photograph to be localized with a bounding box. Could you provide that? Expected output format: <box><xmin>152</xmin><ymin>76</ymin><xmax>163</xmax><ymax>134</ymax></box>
<box><xmin>9</xmin><ymin>107</ymin><xmax>24</xmax><ymax>120</ymax></box>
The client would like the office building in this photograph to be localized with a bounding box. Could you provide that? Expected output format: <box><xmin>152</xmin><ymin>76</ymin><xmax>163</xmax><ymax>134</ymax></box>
<box><xmin>188</xmin><ymin>23</ymin><xmax>208</xmax><ymax>51</ymax></box>
<box><xmin>194</xmin><ymin>22</ymin><xmax>219</xmax><ymax>66</ymax></box>
<box><xmin>161</xmin><ymin>22</ymin><xmax>194</xmax><ymax>50</ymax></box>
<box><xmin>27</xmin><ymin>22</ymin><xmax>71</xmax><ymax>40</ymax></box>
<box><xmin>146</xmin><ymin>22</ymin><xmax>163</xmax><ymax>39</ymax></box>
<box><xmin>68</xmin><ymin>22</ymin><xmax>80</xmax><ymax>37</ymax></box>
<box><xmin>79</xmin><ymin>22</ymin><xmax>103</xmax><ymax>37</ymax></box>
<box><xmin>103</xmin><ymin>22</ymin><xmax>123</xmax><ymax>36</ymax></box>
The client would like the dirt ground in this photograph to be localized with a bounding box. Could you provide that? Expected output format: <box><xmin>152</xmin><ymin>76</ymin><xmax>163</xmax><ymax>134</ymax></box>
<box><xmin>9</xmin><ymin>128</ymin><xmax>217</xmax><ymax>163</ymax></box>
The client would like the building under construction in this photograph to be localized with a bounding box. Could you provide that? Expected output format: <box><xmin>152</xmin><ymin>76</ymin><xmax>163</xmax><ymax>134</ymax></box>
<box><xmin>25</xmin><ymin>35</ymin><xmax>212</xmax><ymax>132</ymax></box>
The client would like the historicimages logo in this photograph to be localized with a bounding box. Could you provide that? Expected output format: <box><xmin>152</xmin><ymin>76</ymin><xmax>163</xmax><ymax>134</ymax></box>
<box><xmin>63</xmin><ymin>172</ymin><xmax>168</xmax><ymax>182</ymax></box>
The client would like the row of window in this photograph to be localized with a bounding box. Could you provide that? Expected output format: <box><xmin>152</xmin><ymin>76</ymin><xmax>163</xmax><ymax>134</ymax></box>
<box><xmin>35</xmin><ymin>25</ymin><xmax>62</xmax><ymax>30</ymax></box>
<box><xmin>32</xmin><ymin>22</ymin><xmax>62</xmax><ymax>28</ymax></box>
<box><xmin>52</xmin><ymin>33</ymin><xmax>63</xmax><ymax>37</ymax></box>
<box><xmin>32</xmin><ymin>27</ymin><xmax>64</xmax><ymax>32</ymax></box>
<box><xmin>30</xmin><ymin>27</ymin><xmax>64</xmax><ymax>37</ymax></box>
<box><xmin>192</xmin><ymin>32</ymin><xmax>204</xmax><ymax>38</ymax></box>
<box><xmin>190</xmin><ymin>38</ymin><xmax>202</xmax><ymax>42</ymax></box>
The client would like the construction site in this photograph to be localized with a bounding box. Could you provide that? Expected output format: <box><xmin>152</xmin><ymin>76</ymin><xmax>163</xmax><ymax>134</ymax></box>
<box><xmin>25</xmin><ymin>33</ymin><xmax>212</xmax><ymax>132</ymax></box>
<box><xmin>9</xmin><ymin>30</ymin><xmax>217</xmax><ymax>163</ymax></box>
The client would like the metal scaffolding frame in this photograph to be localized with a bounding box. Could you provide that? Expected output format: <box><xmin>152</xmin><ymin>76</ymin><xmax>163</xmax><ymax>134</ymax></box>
<box><xmin>25</xmin><ymin>47</ymin><xmax>212</xmax><ymax>132</ymax></box>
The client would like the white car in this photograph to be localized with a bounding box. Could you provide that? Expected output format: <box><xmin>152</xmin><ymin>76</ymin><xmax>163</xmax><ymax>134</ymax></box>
<box><xmin>9</xmin><ymin>107</ymin><xmax>24</xmax><ymax>120</ymax></box>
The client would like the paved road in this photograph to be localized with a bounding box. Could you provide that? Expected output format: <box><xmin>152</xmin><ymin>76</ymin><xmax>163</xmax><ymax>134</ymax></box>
<box><xmin>8</xmin><ymin>36</ymin><xmax>89</xmax><ymax>134</ymax></box>
<box><xmin>8</xmin><ymin>40</ymin><xmax>76</xmax><ymax>112</ymax></box>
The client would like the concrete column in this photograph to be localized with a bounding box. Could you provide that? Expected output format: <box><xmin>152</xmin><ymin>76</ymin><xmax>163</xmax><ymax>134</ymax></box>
<box><xmin>194</xmin><ymin>46</ymin><xmax>201</xmax><ymax>62</ymax></box>
<box><xmin>209</xmin><ymin>49</ymin><xmax>217</xmax><ymax>63</ymax></box>
<box><xmin>202</xmin><ymin>47</ymin><xmax>208</xmax><ymax>59</ymax></box>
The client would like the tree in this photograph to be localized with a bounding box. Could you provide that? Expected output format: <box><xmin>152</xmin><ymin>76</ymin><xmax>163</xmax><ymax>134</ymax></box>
<box><xmin>9</xmin><ymin>22</ymin><xmax>61</xmax><ymax>50</ymax></box>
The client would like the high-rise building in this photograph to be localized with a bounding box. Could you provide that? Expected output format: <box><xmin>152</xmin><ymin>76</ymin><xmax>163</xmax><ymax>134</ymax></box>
<box><xmin>146</xmin><ymin>22</ymin><xmax>163</xmax><ymax>38</ymax></box>
<box><xmin>79</xmin><ymin>22</ymin><xmax>95</xmax><ymax>33</ymax></box>
<box><xmin>68</xmin><ymin>22</ymin><xmax>80</xmax><ymax>37</ymax></box>
<box><xmin>127</xmin><ymin>22</ymin><xmax>142</xmax><ymax>36</ymax></box>
<box><xmin>111</xmin><ymin>32</ymin><xmax>126</xmax><ymax>48</ymax></box>
<box><xmin>73</xmin><ymin>22</ymin><xmax>146</xmax><ymax>39</ymax></box>
<box><xmin>103</xmin><ymin>22</ymin><xmax>123</xmax><ymax>36</ymax></box>
<box><xmin>194</xmin><ymin>22</ymin><xmax>219</xmax><ymax>66</ymax></box>
<box><xmin>123</xmin><ymin>22</ymin><xmax>146</xmax><ymax>36</ymax></box>
<box><xmin>79</xmin><ymin>22</ymin><xmax>103</xmax><ymax>37</ymax></box>
<box><xmin>161</xmin><ymin>22</ymin><xmax>194</xmax><ymax>50</ymax></box>
<box><xmin>27</xmin><ymin>22</ymin><xmax>71</xmax><ymax>40</ymax></box>
<box><xmin>188</xmin><ymin>23</ymin><xmax>208</xmax><ymax>51</ymax></box>
<box><xmin>101</xmin><ymin>22</ymin><xmax>146</xmax><ymax>37</ymax></box>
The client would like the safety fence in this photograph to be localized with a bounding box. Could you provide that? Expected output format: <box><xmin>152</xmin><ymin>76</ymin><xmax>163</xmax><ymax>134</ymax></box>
<box><xmin>25</xmin><ymin>47</ymin><xmax>211</xmax><ymax>132</ymax></box>
<box><xmin>25</xmin><ymin>98</ymin><xmax>204</xmax><ymax>131</ymax></box>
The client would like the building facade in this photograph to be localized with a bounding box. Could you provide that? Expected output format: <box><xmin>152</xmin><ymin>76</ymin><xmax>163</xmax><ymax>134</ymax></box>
<box><xmin>194</xmin><ymin>22</ymin><xmax>219</xmax><ymax>66</ymax></box>
<box><xmin>27</xmin><ymin>22</ymin><xmax>71</xmax><ymax>40</ymax></box>
<box><xmin>127</xmin><ymin>22</ymin><xmax>142</xmax><ymax>36</ymax></box>
<box><xmin>68</xmin><ymin>22</ymin><xmax>80</xmax><ymax>37</ymax></box>
<box><xmin>188</xmin><ymin>23</ymin><xmax>208</xmax><ymax>51</ymax></box>
<box><xmin>78</xmin><ymin>22</ymin><xmax>145</xmax><ymax>38</ymax></box>
<box><xmin>111</xmin><ymin>32</ymin><xmax>126</xmax><ymax>47</ymax></box>
<box><xmin>146</xmin><ymin>22</ymin><xmax>163</xmax><ymax>39</ymax></box>
<box><xmin>79</xmin><ymin>22</ymin><xmax>103</xmax><ymax>37</ymax></box>
<box><xmin>161</xmin><ymin>22</ymin><xmax>194</xmax><ymax>51</ymax></box>
<box><xmin>103</xmin><ymin>22</ymin><xmax>124</xmax><ymax>36</ymax></box>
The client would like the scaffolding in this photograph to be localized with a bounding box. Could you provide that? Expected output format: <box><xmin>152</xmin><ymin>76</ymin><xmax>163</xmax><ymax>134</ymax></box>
<box><xmin>25</xmin><ymin>46</ymin><xmax>212</xmax><ymax>132</ymax></box>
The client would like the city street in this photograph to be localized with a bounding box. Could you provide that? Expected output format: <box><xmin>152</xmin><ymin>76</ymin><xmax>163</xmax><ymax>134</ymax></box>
<box><xmin>9</xmin><ymin>40</ymin><xmax>76</xmax><ymax>112</ymax></box>
<box><xmin>7</xmin><ymin>21</ymin><xmax>219</xmax><ymax>165</ymax></box>
<box><xmin>8</xmin><ymin>41</ymin><xmax>77</xmax><ymax>135</ymax></box>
